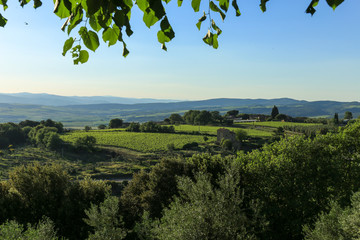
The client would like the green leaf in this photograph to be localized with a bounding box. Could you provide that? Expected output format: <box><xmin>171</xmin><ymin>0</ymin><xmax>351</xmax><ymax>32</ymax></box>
<box><xmin>209</xmin><ymin>1</ymin><xmax>226</xmax><ymax>21</ymax></box>
<box><xmin>89</xmin><ymin>15</ymin><xmax>102</xmax><ymax>32</ymax></box>
<box><xmin>78</xmin><ymin>50</ymin><xmax>89</xmax><ymax>63</ymax></box>
<box><xmin>196</xmin><ymin>12</ymin><xmax>206</xmax><ymax>30</ymax></box>
<box><xmin>202</xmin><ymin>30</ymin><xmax>218</xmax><ymax>49</ymax></box>
<box><xmin>123</xmin><ymin>0</ymin><xmax>133</xmax><ymax>9</ymax></box>
<box><xmin>113</xmin><ymin>9</ymin><xmax>127</xmax><ymax>27</ymax></box>
<box><xmin>149</xmin><ymin>0</ymin><xmax>166</xmax><ymax>20</ymax></box>
<box><xmin>0</xmin><ymin>0</ymin><xmax>8</xmax><ymax>11</ymax></box>
<box><xmin>157</xmin><ymin>16</ymin><xmax>174</xmax><ymax>44</ymax></box>
<box><xmin>259</xmin><ymin>0</ymin><xmax>269</xmax><ymax>12</ymax></box>
<box><xmin>122</xmin><ymin>42</ymin><xmax>129</xmax><ymax>57</ymax></box>
<box><xmin>219</xmin><ymin>0</ymin><xmax>229</xmax><ymax>12</ymax></box>
<box><xmin>211</xmin><ymin>19</ymin><xmax>222</xmax><ymax>35</ymax></box>
<box><xmin>20</xmin><ymin>0</ymin><xmax>31</xmax><ymax>7</ymax></box>
<box><xmin>33</xmin><ymin>0</ymin><xmax>42</xmax><ymax>8</ymax></box>
<box><xmin>82</xmin><ymin>0</ymin><xmax>101</xmax><ymax>15</ymax></box>
<box><xmin>79</xmin><ymin>27</ymin><xmax>100</xmax><ymax>52</ymax></box>
<box><xmin>306</xmin><ymin>0</ymin><xmax>319</xmax><ymax>16</ymax></box>
<box><xmin>0</xmin><ymin>13</ymin><xmax>7</xmax><ymax>27</ymax></box>
<box><xmin>136</xmin><ymin>0</ymin><xmax>150</xmax><ymax>12</ymax></box>
<box><xmin>125</xmin><ymin>26</ymin><xmax>133</xmax><ymax>37</ymax></box>
<box><xmin>212</xmin><ymin>34</ymin><xmax>218</xmax><ymax>49</ymax></box>
<box><xmin>62</xmin><ymin>37</ymin><xmax>75</xmax><ymax>56</ymax></box>
<box><xmin>97</xmin><ymin>14</ymin><xmax>112</xmax><ymax>28</ymax></box>
<box><xmin>67</xmin><ymin>5</ymin><xmax>83</xmax><ymax>35</ymax></box>
<box><xmin>102</xmin><ymin>27</ymin><xmax>119</xmax><ymax>46</ymax></box>
<box><xmin>53</xmin><ymin>0</ymin><xmax>71</xmax><ymax>19</ymax></box>
<box><xmin>231</xmin><ymin>0</ymin><xmax>241</xmax><ymax>16</ymax></box>
<box><xmin>177</xmin><ymin>0</ymin><xmax>183</xmax><ymax>7</ymax></box>
<box><xmin>326</xmin><ymin>0</ymin><xmax>344</xmax><ymax>10</ymax></box>
<box><xmin>161</xmin><ymin>43</ymin><xmax>167</xmax><ymax>51</ymax></box>
<box><xmin>191</xmin><ymin>0</ymin><xmax>201</xmax><ymax>12</ymax></box>
<box><xmin>143</xmin><ymin>9</ymin><xmax>158</xmax><ymax>28</ymax></box>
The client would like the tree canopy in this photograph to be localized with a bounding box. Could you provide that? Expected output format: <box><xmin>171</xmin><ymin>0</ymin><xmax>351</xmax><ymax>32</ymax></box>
<box><xmin>0</xmin><ymin>0</ymin><xmax>345</xmax><ymax>64</ymax></box>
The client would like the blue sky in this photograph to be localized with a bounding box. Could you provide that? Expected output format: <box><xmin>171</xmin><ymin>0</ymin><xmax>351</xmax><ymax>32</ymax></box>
<box><xmin>0</xmin><ymin>0</ymin><xmax>359</xmax><ymax>101</ymax></box>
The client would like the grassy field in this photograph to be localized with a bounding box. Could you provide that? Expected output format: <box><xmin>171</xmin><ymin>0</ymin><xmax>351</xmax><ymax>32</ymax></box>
<box><xmin>0</xmin><ymin>146</ymin><xmax>157</xmax><ymax>180</ymax></box>
<box><xmin>235</xmin><ymin>121</ymin><xmax>322</xmax><ymax>128</ymax></box>
<box><xmin>170</xmin><ymin>125</ymin><xmax>273</xmax><ymax>137</ymax></box>
<box><xmin>61</xmin><ymin>130</ymin><xmax>216</xmax><ymax>152</ymax></box>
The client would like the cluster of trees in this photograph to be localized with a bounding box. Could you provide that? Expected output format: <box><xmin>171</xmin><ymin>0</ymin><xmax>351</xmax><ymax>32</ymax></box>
<box><xmin>165</xmin><ymin>110</ymin><xmax>235</xmax><ymax>126</ymax></box>
<box><xmin>2</xmin><ymin>120</ymin><xmax>360</xmax><ymax>239</ymax></box>
<box><xmin>126</xmin><ymin>121</ymin><xmax>175</xmax><ymax>133</ymax></box>
<box><xmin>0</xmin><ymin>163</ymin><xmax>109</xmax><ymax>239</ymax></box>
<box><xmin>0</xmin><ymin>123</ymin><xmax>26</xmax><ymax>149</ymax></box>
<box><xmin>0</xmin><ymin>119</ymin><xmax>64</xmax><ymax>150</ymax></box>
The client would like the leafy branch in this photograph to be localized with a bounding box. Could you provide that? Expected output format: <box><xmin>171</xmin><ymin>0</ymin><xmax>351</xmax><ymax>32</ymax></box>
<box><xmin>0</xmin><ymin>0</ymin><xmax>345</xmax><ymax>64</ymax></box>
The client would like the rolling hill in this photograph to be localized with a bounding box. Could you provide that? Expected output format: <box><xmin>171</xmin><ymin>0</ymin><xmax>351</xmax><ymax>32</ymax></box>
<box><xmin>0</xmin><ymin>95</ymin><xmax>359</xmax><ymax>127</ymax></box>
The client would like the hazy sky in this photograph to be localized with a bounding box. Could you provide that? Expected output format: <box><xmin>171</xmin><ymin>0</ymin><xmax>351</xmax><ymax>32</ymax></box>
<box><xmin>0</xmin><ymin>0</ymin><xmax>359</xmax><ymax>101</ymax></box>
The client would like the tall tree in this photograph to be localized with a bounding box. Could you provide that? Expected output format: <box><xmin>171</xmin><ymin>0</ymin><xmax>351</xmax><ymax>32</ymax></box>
<box><xmin>271</xmin><ymin>105</ymin><xmax>279</xmax><ymax>119</ymax></box>
<box><xmin>344</xmin><ymin>111</ymin><xmax>353</xmax><ymax>120</ymax></box>
<box><xmin>226</xmin><ymin>110</ymin><xmax>239</xmax><ymax>118</ymax></box>
<box><xmin>334</xmin><ymin>113</ymin><xmax>339</xmax><ymax>125</ymax></box>
<box><xmin>109</xmin><ymin>118</ymin><xmax>123</xmax><ymax>128</ymax></box>
<box><xmin>169</xmin><ymin>114</ymin><xmax>183</xmax><ymax>124</ymax></box>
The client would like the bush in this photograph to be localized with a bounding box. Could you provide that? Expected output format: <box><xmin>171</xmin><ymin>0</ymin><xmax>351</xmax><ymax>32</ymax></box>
<box><xmin>221</xmin><ymin>139</ymin><xmax>232</xmax><ymax>151</ymax></box>
<box><xmin>167</xmin><ymin>143</ymin><xmax>175</xmax><ymax>151</ymax></box>
<box><xmin>97</xmin><ymin>124</ymin><xmax>107</xmax><ymax>130</ymax></box>
<box><xmin>155</xmin><ymin>171</ymin><xmax>266</xmax><ymax>240</ymax></box>
<box><xmin>74</xmin><ymin>135</ymin><xmax>97</xmax><ymax>152</ymax></box>
<box><xmin>126</xmin><ymin>122</ymin><xmax>140</xmax><ymax>132</ymax></box>
<box><xmin>182</xmin><ymin>142</ymin><xmax>199</xmax><ymax>150</ymax></box>
<box><xmin>84</xmin><ymin>126</ymin><xmax>92</xmax><ymax>132</ymax></box>
<box><xmin>44</xmin><ymin>132</ymin><xmax>63</xmax><ymax>150</ymax></box>
<box><xmin>3</xmin><ymin>164</ymin><xmax>110</xmax><ymax>240</ymax></box>
<box><xmin>235</xmin><ymin>129</ymin><xmax>248</xmax><ymax>142</ymax></box>
<box><xmin>109</xmin><ymin>118</ymin><xmax>123</xmax><ymax>129</ymax></box>
<box><xmin>0</xmin><ymin>217</ymin><xmax>59</xmax><ymax>240</ymax></box>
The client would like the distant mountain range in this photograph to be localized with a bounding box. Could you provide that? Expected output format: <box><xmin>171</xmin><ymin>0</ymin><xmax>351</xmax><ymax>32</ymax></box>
<box><xmin>0</xmin><ymin>92</ymin><xmax>180</xmax><ymax>106</ymax></box>
<box><xmin>0</xmin><ymin>93</ymin><xmax>359</xmax><ymax>127</ymax></box>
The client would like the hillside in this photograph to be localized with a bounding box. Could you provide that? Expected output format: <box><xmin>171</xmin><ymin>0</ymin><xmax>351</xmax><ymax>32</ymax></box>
<box><xmin>0</xmin><ymin>98</ymin><xmax>359</xmax><ymax>127</ymax></box>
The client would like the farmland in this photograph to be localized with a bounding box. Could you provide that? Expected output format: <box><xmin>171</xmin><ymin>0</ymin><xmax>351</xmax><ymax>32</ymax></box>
<box><xmin>171</xmin><ymin>124</ymin><xmax>273</xmax><ymax>137</ymax></box>
<box><xmin>61</xmin><ymin>130</ymin><xmax>216</xmax><ymax>152</ymax></box>
<box><xmin>0</xmin><ymin>146</ymin><xmax>157</xmax><ymax>180</ymax></box>
<box><xmin>235</xmin><ymin>121</ymin><xmax>322</xmax><ymax>128</ymax></box>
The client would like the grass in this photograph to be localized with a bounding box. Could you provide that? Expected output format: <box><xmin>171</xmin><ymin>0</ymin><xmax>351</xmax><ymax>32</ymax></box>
<box><xmin>170</xmin><ymin>125</ymin><xmax>273</xmax><ymax>137</ymax></box>
<box><xmin>0</xmin><ymin>146</ymin><xmax>157</xmax><ymax>180</ymax></box>
<box><xmin>235</xmin><ymin>121</ymin><xmax>322</xmax><ymax>128</ymax></box>
<box><xmin>61</xmin><ymin>130</ymin><xmax>216</xmax><ymax>152</ymax></box>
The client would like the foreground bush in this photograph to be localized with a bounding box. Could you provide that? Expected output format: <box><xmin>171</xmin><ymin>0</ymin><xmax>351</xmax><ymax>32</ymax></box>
<box><xmin>1</xmin><ymin>163</ymin><xmax>110</xmax><ymax>240</ymax></box>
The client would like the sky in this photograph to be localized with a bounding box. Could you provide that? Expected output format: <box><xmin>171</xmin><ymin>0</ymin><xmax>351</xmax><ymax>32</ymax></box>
<box><xmin>0</xmin><ymin>0</ymin><xmax>359</xmax><ymax>102</ymax></box>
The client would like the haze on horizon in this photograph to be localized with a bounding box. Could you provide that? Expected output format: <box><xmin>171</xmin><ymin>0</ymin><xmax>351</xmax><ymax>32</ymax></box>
<box><xmin>0</xmin><ymin>1</ymin><xmax>359</xmax><ymax>102</ymax></box>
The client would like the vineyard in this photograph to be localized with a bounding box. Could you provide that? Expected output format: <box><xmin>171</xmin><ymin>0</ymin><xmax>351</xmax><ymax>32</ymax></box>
<box><xmin>61</xmin><ymin>130</ymin><xmax>216</xmax><ymax>152</ymax></box>
<box><xmin>170</xmin><ymin>125</ymin><xmax>273</xmax><ymax>137</ymax></box>
<box><xmin>235</xmin><ymin>121</ymin><xmax>322</xmax><ymax>128</ymax></box>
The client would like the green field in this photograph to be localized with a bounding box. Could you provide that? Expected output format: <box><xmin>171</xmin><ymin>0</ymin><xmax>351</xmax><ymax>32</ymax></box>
<box><xmin>61</xmin><ymin>130</ymin><xmax>216</xmax><ymax>152</ymax></box>
<box><xmin>171</xmin><ymin>125</ymin><xmax>273</xmax><ymax>137</ymax></box>
<box><xmin>235</xmin><ymin>121</ymin><xmax>322</xmax><ymax>128</ymax></box>
<box><xmin>0</xmin><ymin>146</ymin><xmax>157</xmax><ymax>180</ymax></box>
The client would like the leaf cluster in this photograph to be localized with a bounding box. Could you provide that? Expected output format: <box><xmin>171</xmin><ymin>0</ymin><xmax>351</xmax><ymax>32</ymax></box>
<box><xmin>0</xmin><ymin>0</ymin><xmax>346</xmax><ymax>63</ymax></box>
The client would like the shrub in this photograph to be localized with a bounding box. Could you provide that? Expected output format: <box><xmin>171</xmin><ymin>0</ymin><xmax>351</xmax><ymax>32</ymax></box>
<box><xmin>109</xmin><ymin>118</ymin><xmax>123</xmax><ymax>129</ymax></box>
<box><xmin>182</xmin><ymin>142</ymin><xmax>199</xmax><ymax>150</ymax></box>
<box><xmin>74</xmin><ymin>135</ymin><xmax>97</xmax><ymax>152</ymax></box>
<box><xmin>221</xmin><ymin>139</ymin><xmax>232</xmax><ymax>151</ymax></box>
<box><xmin>126</xmin><ymin>122</ymin><xmax>140</xmax><ymax>132</ymax></box>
